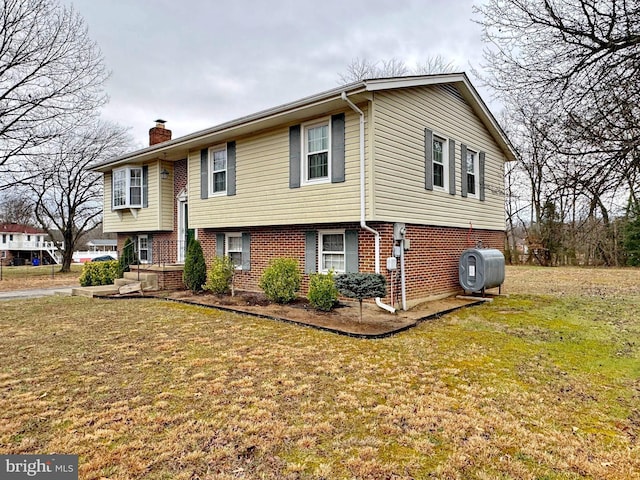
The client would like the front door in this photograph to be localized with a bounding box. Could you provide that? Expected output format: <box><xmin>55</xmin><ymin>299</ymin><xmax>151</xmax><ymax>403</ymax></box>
<box><xmin>177</xmin><ymin>191</ymin><xmax>188</xmax><ymax>263</ymax></box>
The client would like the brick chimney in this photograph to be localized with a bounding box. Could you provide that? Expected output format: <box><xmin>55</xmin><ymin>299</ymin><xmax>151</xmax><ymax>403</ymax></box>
<box><xmin>149</xmin><ymin>119</ymin><xmax>172</xmax><ymax>146</ymax></box>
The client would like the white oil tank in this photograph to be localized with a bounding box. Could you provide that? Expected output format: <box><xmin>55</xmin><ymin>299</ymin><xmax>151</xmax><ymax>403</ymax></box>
<box><xmin>459</xmin><ymin>248</ymin><xmax>505</xmax><ymax>294</ymax></box>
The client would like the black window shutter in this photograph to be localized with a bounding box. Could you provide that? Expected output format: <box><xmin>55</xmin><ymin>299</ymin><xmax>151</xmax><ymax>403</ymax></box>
<box><xmin>241</xmin><ymin>232</ymin><xmax>250</xmax><ymax>270</ymax></box>
<box><xmin>424</xmin><ymin>129</ymin><xmax>433</xmax><ymax>191</ymax></box>
<box><xmin>331</xmin><ymin>113</ymin><xmax>345</xmax><ymax>183</ymax></box>
<box><xmin>216</xmin><ymin>233</ymin><xmax>225</xmax><ymax>257</ymax></box>
<box><xmin>200</xmin><ymin>149</ymin><xmax>208</xmax><ymax>199</ymax></box>
<box><xmin>460</xmin><ymin>143</ymin><xmax>468</xmax><ymax>198</ymax></box>
<box><xmin>142</xmin><ymin>165</ymin><xmax>148</xmax><ymax>208</ymax></box>
<box><xmin>110</xmin><ymin>172</ymin><xmax>114</xmax><ymax>211</ymax></box>
<box><xmin>479</xmin><ymin>151</ymin><xmax>486</xmax><ymax>201</ymax></box>
<box><xmin>227</xmin><ymin>141</ymin><xmax>236</xmax><ymax>196</ymax></box>
<box><xmin>448</xmin><ymin>139</ymin><xmax>456</xmax><ymax>195</ymax></box>
<box><xmin>304</xmin><ymin>231</ymin><xmax>317</xmax><ymax>273</ymax></box>
<box><xmin>345</xmin><ymin>230</ymin><xmax>359</xmax><ymax>273</ymax></box>
<box><xmin>289</xmin><ymin>125</ymin><xmax>301</xmax><ymax>189</ymax></box>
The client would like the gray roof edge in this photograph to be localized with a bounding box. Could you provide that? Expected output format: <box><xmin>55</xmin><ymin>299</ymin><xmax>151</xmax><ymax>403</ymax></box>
<box><xmin>93</xmin><ymin>79</ymin><xmax>367</xmax><ymax>170</ymax></box>
<box><xmin>94</xmin><ymin>73</ymin><xmax>516</xmax><ymax>170</ymax></box>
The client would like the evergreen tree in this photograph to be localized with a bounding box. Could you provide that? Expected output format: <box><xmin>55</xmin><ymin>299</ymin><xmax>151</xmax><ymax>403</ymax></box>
<box><xmin>183</xmin><ymin>239</ymin><xmax>207</xmax><ymax>292</ymax></box>
<box><xmin>623</xmin><ymin>202</ymin><xmax>640</xmax><ymax>267</ymax></box>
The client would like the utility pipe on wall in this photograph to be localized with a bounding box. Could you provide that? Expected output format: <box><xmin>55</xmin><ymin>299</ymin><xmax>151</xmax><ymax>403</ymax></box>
<box><xmin>341</xmin><ymin>91</ymin><xmax>396</xmax><ymax>314</ymax></box>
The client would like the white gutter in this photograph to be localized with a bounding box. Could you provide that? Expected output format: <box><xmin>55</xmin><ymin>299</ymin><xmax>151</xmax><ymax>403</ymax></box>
<box><xmin>341</xmin><ymin>92</ymin><xmax>396</xmax><ymax>314</ymax></box>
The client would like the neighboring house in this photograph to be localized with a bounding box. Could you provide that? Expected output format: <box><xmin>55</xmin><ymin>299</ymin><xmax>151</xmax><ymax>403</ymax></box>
<box><xmin>94</xmin><ymin>73</ymin><xmax>516</xmax><ymax>309</ymax></box>
<box><xmin>72</xmin><ymin>239</ymin><xmax>118</xmax><ymax>263</ymax></box>
<box><xmin>0</xmin><ymin>223</ymin><xmax>61</xmax><ymax>265</ymax></box>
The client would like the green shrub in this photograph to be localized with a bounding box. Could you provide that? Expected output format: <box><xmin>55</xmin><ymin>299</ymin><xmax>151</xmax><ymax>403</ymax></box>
<box><xmin>204</xmin><ymin>256</ymin><xmax>235</xmax><ymax>295</ymax></box>
<box><xmin>259</xmin><ymin>257</ymin><xmax>301</xmax><ymax>304</ymax></box>
<box><xmin>183</xmin><ymin>239</ymin><xmax>207</xmax><ymax>292</ymax></box>
<box><xmin>79</xmin><ymin>260</ymin><xmax>120</xmax><ymax>287</ymax></box>
<box><xmin>335</xmin><ymin>272</ymin><xmax>387</xmax><ymax>321</ymax></box>
<box><xmin>307</xmin><ymin>270</ymin><xmax>338</xmax><ymax>311</ymax></box>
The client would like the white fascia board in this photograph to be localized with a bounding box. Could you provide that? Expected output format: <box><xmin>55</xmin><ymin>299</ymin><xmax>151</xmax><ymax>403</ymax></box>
<box><xmin>363</xmin><ymin>73</ymin><xmax>467</xmax><ymax>91</ymax></box>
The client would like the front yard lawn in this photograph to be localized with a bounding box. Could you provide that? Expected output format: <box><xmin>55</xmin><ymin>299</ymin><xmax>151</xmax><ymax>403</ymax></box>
<box><xmin>1</xmin><ymin>268</ymin><xmax>639</xmax><ymax>479</ymax></box>
<box><xmin>0</xmin><ymin>264</ymin><xmax>82</xmax><ymax>291</ymax></box>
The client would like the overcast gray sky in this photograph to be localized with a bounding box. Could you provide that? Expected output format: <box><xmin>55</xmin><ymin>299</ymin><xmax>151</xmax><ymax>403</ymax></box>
<box><xmin>65</xmin><ymin>0</ymin><xmax>490</xmax><ymax>148</ymax></box>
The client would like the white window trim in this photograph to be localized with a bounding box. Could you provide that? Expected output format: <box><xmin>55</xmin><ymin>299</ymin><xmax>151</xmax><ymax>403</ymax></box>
<box><xmin>301</xmin><ymin>117</ymin><xmax>331</xmax><ymax>186</ymax></box>
<box><xmin>208</xmin><ymin>145</ymin><xmax>227</xmax><ymax>196</ymax></box>
<box><xmin>318</xmin><ymin>229</ymin><xmax>345</xmax><ymax>274</ymax></box>
<box><xmin>466</xmin><ymin>147</ymin><xmax>480</xmax><ymax>198</ymax></box>
<box><xmin>1</xmin><ymin>251</ymin><xmax>6</xmax><ymax>258</ymax></box>
<box><xmin>432</xmin><ymin>133</ymin><xmax>449</xmax><ymax>192</ymax></box>
<box><xmin>138</xmin><ymin>235</ymin><xmax>150</xmax><ymax>264</ymax></box>
<box><xmin>225</xmin><ymin>232</ymin><xmax>243</xmax><ymax>270</ymax></box>
<box><xmin>113</xmin><ymin>166</ymin><xmax>143</xmax><ymax>210</ymax></box>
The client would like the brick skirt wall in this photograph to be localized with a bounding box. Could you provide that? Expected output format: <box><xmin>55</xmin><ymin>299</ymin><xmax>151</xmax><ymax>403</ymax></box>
<box><xmin>117</xmin><ymin>220</ymin><xmax>503</xmax><ymax>303</ymax></box>
<box><xmin>198</xmin><ymin>223</ymin><xmax>503</xmax><ymax>305</ymax></box>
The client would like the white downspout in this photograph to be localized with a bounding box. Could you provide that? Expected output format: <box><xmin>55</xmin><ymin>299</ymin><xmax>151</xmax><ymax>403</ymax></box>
<box><xmin>341</xmin><ymin>91</ymin><xmax>396</xmax><ymax>313</ymax></box>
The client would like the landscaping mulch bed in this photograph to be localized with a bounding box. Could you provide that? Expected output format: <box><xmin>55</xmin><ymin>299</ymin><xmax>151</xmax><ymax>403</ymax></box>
<box><xmin>159</xmin><ymin>290</ymin><xmax>482</xmax><ymax>337</ymax></box>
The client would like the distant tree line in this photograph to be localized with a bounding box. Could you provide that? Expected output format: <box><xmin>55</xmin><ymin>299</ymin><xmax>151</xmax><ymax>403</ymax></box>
<box><xmin>475</xmin><ymin>0</ymin><xmax>640</xmax><ymax>266</ymax></box>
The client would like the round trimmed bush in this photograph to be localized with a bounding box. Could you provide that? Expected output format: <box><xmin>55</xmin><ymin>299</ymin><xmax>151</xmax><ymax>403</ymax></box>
<box><xmin>259</xmin><ymin>258</ymin><xmax>301</xmax><ymax>304</ymax></box>
<box><xmin>307</xmin><ymin>270</ymin><xmax>338</xmax><ymax>311</ymax></box>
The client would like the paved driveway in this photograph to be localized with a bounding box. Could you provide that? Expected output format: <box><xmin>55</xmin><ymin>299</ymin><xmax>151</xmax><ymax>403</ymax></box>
<box><xmin>0</xmin><ymin>286</ymin><xmax>76</xmax><ymax>301</ymax></box>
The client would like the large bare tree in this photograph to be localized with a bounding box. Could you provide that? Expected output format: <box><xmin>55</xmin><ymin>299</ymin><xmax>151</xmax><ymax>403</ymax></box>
<box><xmin>25</xmin><ymin>121</ymin><xmax>131</xmax><ymax>272</ymax></box>
<box><xmin>0</xmin><ymin>0</ymin><xmax>108</xmax><ymax>177</ymax></box>
<box><xmin>475</xmin><ymin>0</ymin><xmax>640</xmax><ymax>190</ymax></box>
<box><xmin>476</xmin><ymin>0</ymin><xmax>640</xmax><ymax>266</ymax></box>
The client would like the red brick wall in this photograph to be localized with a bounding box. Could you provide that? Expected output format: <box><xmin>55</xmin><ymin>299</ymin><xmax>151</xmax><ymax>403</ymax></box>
<box><xmin>198</xmin><ymin>223</ymin><xmax>504</xmax><ymax>303</ymax></box>
<box><xmin>399</xmin><ymin>224</ymin><xmax>503</xmax><ymax>301</ymax></box>
<box><xmin>198</xmin><ymin>223</ymin><xmax>363</xmax><ymax>294</ymax></box>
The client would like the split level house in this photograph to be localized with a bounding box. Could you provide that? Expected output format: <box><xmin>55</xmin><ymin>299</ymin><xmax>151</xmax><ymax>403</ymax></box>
<box><xmin>94</xmin><ymin>73</ymin><xmax>516</xmax><ymax>310</ymax></box>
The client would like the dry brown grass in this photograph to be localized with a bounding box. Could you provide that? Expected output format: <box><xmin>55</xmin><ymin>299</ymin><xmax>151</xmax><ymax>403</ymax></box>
<box><xmin>0</xmin><ymin>266</ymin><xmax>639</xmax><ymax>479</ymax></box>
<box><xmin>0</xmin><ymin>264</ymin><xmax>82</xmax><ymax>291</ymax></box>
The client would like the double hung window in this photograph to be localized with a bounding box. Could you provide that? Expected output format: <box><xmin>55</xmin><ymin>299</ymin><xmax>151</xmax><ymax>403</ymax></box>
<box><xmin>209</xmin><ymin>146</ymin><xmax>227</xmax><ymax>195</ymax></box>
<box><xmin>113</xmin><ymin>167</ymin><xmax>143</xmax><ymax>209</ymax></box>
<box><xmin>432</xmin><ymin>136</ymin><xmax>448</xmax><ymax>190</ymax></box>
<box><xmin>319</xmin><ymin>230</ymin><xmax>345</xmax><ymax>273</ymax></box>
<box><xmin>304</xmin><ymin>120</ymin><xmax>330</xmax><ymax>183</ymax></box>
<box><xmin>466</xmin><ymin>150</ymin><xmax>478</xmax><ymax>196</ymax></box>
<box><xmin>138</xmin><ymin>235</ymin><xmax>150</xmax><ymax>263</ymax></box>
<box><xmin>226</xmin><ymin>233</ymin><xmax>243</xmax><ymax>269</ymax></box>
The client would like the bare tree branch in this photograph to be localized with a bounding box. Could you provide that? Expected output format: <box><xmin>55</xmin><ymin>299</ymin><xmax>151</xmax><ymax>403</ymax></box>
<box><xmin>23</xmin><ymin>120</ymin><xmax>132</xmax><ymax>271</ymax></box>
<box><xmin>0</xmin><ymin>0</ymin><xmax>108</xmax><ymax>174</ymax></box>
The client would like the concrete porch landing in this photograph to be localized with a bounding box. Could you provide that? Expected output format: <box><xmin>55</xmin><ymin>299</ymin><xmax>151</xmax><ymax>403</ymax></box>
<box><xmin>72</xmin><ymin>271</ymin><xmax>160</xmax><ymax>297</ymax></box>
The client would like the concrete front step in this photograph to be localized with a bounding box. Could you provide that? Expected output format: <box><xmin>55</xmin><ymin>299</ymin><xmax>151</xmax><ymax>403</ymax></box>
<box><xmin>115</xmin><ymin>278</ymin><xmax>150</xmax><ymax>289</ymax></box>
<box><xmin>123</xmin><ymin>272</ymin><xmax>158</xmax><ymax>290</ymax></box>
<box><xmin>71</xmin><ymin>285</ymin><xmax>119</xmax><ymax>298</ymax></box>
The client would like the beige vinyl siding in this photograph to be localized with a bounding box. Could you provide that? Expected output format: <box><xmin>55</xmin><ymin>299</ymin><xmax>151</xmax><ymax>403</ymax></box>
<box><xmin>159</xmin><ymin>160</ymin><xmax>174</xmax><ymax>230</ymax></box>
<box><xmin>372</xmin><ymin>86</ymin><xmax>506</xmax><ymax>231</ymax></box>
<box><xmin>103</xmin><ymin>161</ymin><xmax>174</xmax><ymax>233</ymax></box>
<box><xmin>188</xmin><ymin>108</ymin><xmax>364</xmax><ymax>229</ymax></box>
